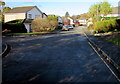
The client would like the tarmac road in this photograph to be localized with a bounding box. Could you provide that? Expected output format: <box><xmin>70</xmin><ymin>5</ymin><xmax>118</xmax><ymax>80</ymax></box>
<box><xmin>2</xmin><ymin>26</ymin><xmax>119</xmax><ymax>83</ymax></box>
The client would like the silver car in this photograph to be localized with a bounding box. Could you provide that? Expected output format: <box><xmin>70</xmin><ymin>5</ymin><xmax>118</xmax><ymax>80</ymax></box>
<box><xmin>62</xmin><ymin>25</ymin><xmax>69</xmax><ymax>31</ymax></box>
<box><xmin>67</xmin><ymin>25</ymin><xmax>74</xmax><ymax>29</ymax></box>
<box><xmin>62</xmin><ymin>25</ymin><xmax>73</xmax><ymax>31</ymax></box>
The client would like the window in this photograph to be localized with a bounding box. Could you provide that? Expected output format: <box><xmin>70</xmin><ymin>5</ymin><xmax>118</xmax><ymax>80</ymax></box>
<box><xmin>28</xmin><ymin>14</ymin><xmax>32</xmax><ymax>19</ymax></box>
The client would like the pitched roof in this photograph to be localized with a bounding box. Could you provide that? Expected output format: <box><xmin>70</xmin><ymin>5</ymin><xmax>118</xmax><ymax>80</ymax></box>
<box><xmin>6</xmin><ymin>6</ymin><xmax>36</xmax><ymax>13</ymax></box>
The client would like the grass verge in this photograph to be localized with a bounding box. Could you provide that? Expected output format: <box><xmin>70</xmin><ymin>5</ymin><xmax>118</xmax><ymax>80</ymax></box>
<box><xmin>2</xmin><ymin>32</ymin><xmax>48</xmax><ymax>36</ymax></box>
<box><xmin>107</xmin><ymin>38</ymin><xmax>120</xmax><ymax>46</ymax></box>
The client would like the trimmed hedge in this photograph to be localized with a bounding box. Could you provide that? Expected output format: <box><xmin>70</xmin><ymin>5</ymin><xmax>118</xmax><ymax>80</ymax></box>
<box><xmin>101</xmin><ymin>17</ymin><xmax>118</xmax><ymax>20</ymax></box>
<box><xmin>2</xmin><ymin>20</ymin><xmax>27</xmax><ymax>33</ymax></box>
<box><xmin>89</xmin><ymin>19</ymin><xmax>120</xmax><ymax>34</ymax></box>
<box><xmin>2</xmin><ymin>23</ymin><xmax>27</xmax><ymax>33</ymax></box>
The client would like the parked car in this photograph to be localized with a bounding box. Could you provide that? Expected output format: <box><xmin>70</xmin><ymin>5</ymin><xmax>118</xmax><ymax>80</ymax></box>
<box><xmin>62</xmin><ymin>25</ymin><xmax>69</xmax><ymax>31</ymax></box>
<box><xmin>67</xmin><ymin>25</ymin><xmax>74</xmax><ymax>29</ymax></box>
<box><xmin>62</xmin><ymin>25</ymin><xmax>74</xmax><ymax>31</ymax></box>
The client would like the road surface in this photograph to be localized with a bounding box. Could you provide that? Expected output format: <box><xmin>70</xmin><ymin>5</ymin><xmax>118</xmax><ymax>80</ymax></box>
<box><xmin>2</xmin><ymin>26</ymin><xmax>119</xmax><ymax>83</ymax></box>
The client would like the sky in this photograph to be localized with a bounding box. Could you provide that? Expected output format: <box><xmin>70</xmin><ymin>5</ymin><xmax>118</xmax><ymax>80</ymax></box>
<box><xmin>2</xmin><ymin>0</ymin><xmax>120</xmax><ymax>16</ymax></box>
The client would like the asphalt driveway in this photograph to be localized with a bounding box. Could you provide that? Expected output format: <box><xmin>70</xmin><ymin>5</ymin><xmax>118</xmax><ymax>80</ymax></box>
<box><xmin>2</xmin><ymin>26</ymin><xmax>119</xmax><ymax>83</ymax></box>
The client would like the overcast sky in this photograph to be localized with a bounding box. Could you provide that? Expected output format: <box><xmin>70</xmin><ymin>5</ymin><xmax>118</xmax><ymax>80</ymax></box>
<box><xmin>3</xmin><ymin>0</ymin><xmax>120</xmax><ymax>16</ymax></box>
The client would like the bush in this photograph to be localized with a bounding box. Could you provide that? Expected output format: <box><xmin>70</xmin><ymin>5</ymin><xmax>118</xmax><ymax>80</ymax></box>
<box><xmin>47</xmin><ymin>15</ymin><xmax>58</xmax><ymax>21</ymax></box>
<box><xmin>101</xmin><ymin>17</ymin><xmax>118</xmax><ymax>20</ymax></box>
<box><xmin>49</xmin><ymin>20</ymin><xmax>59</xmax><ymax>29</ymax></box>
<box><xmin>13</xmin><ymin>22</ymin><xmax>27</xmax><ymax>33</ymax></box>
<box><xmin>87</xmin><ymin>24</ymin><xmax>94</xmax><ymax>31</ymax></box>
<box><xmin>79</xmin><ymin>24</ymin><xmax>83</xmax><ymax>26</ymax></box>
<box><xmin>2</xmin><ymin>20</ymin><xmax>27</xmax><ymax>33</ymax></box>
<box><xmin>32</xmin><ymin>18</ymin><xmax>58</xmax><ymax>32</ymax></box>
<box><xmin>93</xmin><ymin>19</ymin><xmax>119</xmax><ymax>33</ymax></box>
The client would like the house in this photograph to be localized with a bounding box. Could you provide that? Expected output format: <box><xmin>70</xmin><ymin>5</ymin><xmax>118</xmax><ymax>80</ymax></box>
<box><xmin>74</xmin><ymin>20</ymin><xmax>80</xmax><ymax>26</ymax></box>
<box><xmin>42</xmin><ymin>13</ymin><xmax>47</xmax><ymax>18</ymax></box>
<box><xmin>4</xmin><ymin>6</ymin><xmax>46</xmax><ymax>33</ymax></box>
<box><xmin>67</xmin><ymin>17</ymin><xmax>74</xmax><ymax>25</ymax></box>
<box><xmin>86</xmin><ymin>18</ymin><xmax>93</xmax><ymax>27</ymax></box>
<box><xmin>78</xmin><ymin>18</ymin><xmax>87</xmax><ymax>25</ymax></box>
<box><xmin>101</xmin><ymin>6</ymin><xmax>120</xmax><ymax>17</ymax></box>
<box><xmin>57</xmin><ymin>16</ymin><xmax>63</xmax><ymax>24</ymax></box>
<box><xmin>62</xmin><ymin>17</ymin><xmax>74</xmax><ymax>25</ymax></box>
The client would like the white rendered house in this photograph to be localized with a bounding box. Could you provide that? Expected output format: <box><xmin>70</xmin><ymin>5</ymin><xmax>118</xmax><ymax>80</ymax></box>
<box><xmin>4</xmin><ymin>6</ymin><xmax>47</xmax><ymax>33</ymax></box>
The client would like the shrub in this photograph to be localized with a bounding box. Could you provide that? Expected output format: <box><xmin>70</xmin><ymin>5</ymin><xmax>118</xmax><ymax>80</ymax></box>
<box><xmin>49</xmin><ymin>20</ymin><xmax>59</xmax><ymax>29</ymax></box>
<box><xmin>2</xmin><ymin>20</ymin><xmax>27</xmax><ymax>33</ymax></box>
<box><xmin>101</xmin><ymin>17</ymin><xmax>118</xmax><ymax>20</ymax></box>
<box><xmin>13</xmin><ymin>22</ymin><xmax>27</xmax><ymax>33</ymax></box>
<box><xmin>87</xmin><ymin>24</ymin><xmax>94</xmax><ymax>31</ymax></box>
<box><xmin>93</xmin><ymin>19</ymin><xmax>119</xmax><ymax>33</ymax></box>
<box><xmin>47</xmin><ymin>15</ymin><xmax>58</xmax><ymax>21</ymax></box>
<box><xmin>32</xmin><ymin>17</ymin><xmax>58</xmax><ymax>32</ymax></box>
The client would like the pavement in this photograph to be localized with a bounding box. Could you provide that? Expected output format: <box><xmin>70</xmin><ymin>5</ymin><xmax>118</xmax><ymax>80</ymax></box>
<box><xmin>2</xmin><ymin>26</ymin><xmax>119</xmax><ymax>83</ymax></box>
<box><xmin>83</xmin><ymin>28</ymin><xmax>120</xmax><ymax>71</ymax></box>
<box><xmin>2</xmin><ymin>44</ymin><xmax>6</xmax><ymax>52</ymax></box>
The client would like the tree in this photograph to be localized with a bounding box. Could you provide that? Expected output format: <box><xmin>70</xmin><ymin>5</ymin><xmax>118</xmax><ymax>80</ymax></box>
<box><xmin>100</xmin><ymin>1</ymin><xmax>112</xmax><ymax>17</ymax></box>
<box><xmin>0</xmin><ymin>1</ymin><xmax>11</xmax><ymax>22</ymax></box>
<box><xmin>79</xmin><ymin>13</ymin><xmax>89</xmax><ymax>19</ymax></box>
<box><xmin>0</xmin><ymin>0</ymin><xmax>5</xmax><ymax>7</ymax></box>
<box><xmin>88</xmin><ymin>1</ymin><xmax>112</xmax><ymax>22</ymax></box>
<box><xmin>71</xmin><ymin>13</ymin><xmax>89</xmax><ymax>20</ymax></box>
<box><xmin>71</xmin><ymin>15</ymin><xmax>79</xmax><ymax>19</ymax></box>
<box><xmin>0</xmin><ymin>0</ymin><xmax>5</xmax><ymax>5</ymax></box>
<box><xmin>3</xmin><ymin>7</ymin><xmax>11</xmax><ymax>13</ymax></box>
<box><xmin>65</xmin><ymin>12</ymin><xmax>70</xmax><ymax>17</ymax></box>
<box><xmin>0</xmin><ymin>0</ymin><xmax>5</xmax><ymax>12</ymax></box>
<box><xmin>89</xmin><ymin>4</ymin><xmax>101</xmax><ymax>22</ymax></box>
<box><xmin>76</xmin><ymin>15</ymin><xmax>80</xmax><ymax>19</ymax></box>
<box><xmin>0</xmin><ymin>0</ymin><xmax>5</xmax><ymax>22</ymax></box>
<box><xmin>47</xmin><ymin>15</ymin><xmax>58</xmax><ymax>21</ymax></box>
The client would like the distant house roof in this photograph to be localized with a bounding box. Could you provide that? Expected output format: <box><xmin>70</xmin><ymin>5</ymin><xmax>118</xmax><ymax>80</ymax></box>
<box><xmin>112</xmin><ymin>6</ymin><xmax>120</xmax><ymax>14</ymax></box>
<box><xmin>6</xmin><ymin>6</ymin><xmax>36</xmax><ymax>13</ymax></box>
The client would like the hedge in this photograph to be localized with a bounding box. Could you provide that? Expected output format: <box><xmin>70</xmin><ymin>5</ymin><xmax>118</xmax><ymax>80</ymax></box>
<box><xmin>2</xmin><ymin>20</ymin><xmax>27</xmax><ymax>33</ymax></box>
<box><xmin>101</xmin><ymin>17</ymin><xmax>118</xmax><ymax>20</ymax></box>
<box><xmin>89</xmin><ymin>19</ymin><xmax>120</xmax><ymax>34</ymax></box>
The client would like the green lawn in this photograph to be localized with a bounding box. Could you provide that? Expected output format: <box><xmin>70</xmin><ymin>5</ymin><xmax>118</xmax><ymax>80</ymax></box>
<box><xmin>107</xmin><ymin>38</ymin><xmax>120</xmax><ymax>46</ymax></box>
<box><xmin>2</xmin><ymin>28</ymin><xmax>61</xmax><ymax>36</ymax></box>
<box><xmin>2</xmin><ymin>32</ymin><xmax>48</xmax><ymax>35</ymax></box>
